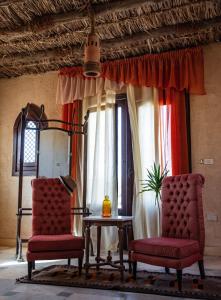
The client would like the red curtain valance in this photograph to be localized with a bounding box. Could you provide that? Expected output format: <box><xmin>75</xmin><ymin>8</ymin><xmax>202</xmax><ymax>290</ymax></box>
<box><xmin>59</xmin><ymin>47</ymin><xmax>205</xmax><ymax>95</ymax></box>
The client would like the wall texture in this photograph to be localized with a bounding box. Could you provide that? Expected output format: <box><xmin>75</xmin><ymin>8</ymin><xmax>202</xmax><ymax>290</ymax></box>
<box><xmin>0</xmin><ymin>43</ymin><xmax>220</xmax><ymax>256</ymax></box>
<box><xmin>0</xmin><ymin>71</ymin><xmax>61</xmax><ymax>246</ymax></box>
<box><xmin>191</xmin><ymin>43</ymin><xmax>221</xmax><ymax>256</ymax></box>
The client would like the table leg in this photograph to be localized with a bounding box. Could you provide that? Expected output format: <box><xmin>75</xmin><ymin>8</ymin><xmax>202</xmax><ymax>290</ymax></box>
<box><xmin>127</xmin><ymin>222</ymin><xmax>134</xmax><ymax>243</ymax></box>
<box><xmin>127</xmin><ymin>222</ymin><xmax>133</xmax><ymax>273</ymax></box>
<box><xmin>118</xmin><ymin>226</ymin><xmax>124</xmax><ymax>281</ymax></box>
<box><xmin>96</xmin><ymin>226</ymin><xmax>101</xmax><ymax>271</ymax></box>
<box><xmin>85</xmin><ymin>224</ymin><xmax>90</xmax><ymax>278</ymax></box>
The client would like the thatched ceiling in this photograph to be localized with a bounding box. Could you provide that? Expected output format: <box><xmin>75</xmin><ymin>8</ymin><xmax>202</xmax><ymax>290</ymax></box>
<box><xmin>0</xmin><ymin>0</ymin><xmax>220</xmax><ymax>78</ymax></box>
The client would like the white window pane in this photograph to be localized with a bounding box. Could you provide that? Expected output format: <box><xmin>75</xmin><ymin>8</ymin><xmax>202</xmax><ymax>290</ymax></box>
<box><xmin>24</xmin><ymin>121</ymin><xmax>36</xmax><ymax>163</ymax></box>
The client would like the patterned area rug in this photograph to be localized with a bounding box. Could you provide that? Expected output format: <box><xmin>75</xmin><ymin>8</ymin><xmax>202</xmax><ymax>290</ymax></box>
<box><xmin>17</xmin><ymin>265</ymin><xmax>221</xmax><ymax>300</ymax></box>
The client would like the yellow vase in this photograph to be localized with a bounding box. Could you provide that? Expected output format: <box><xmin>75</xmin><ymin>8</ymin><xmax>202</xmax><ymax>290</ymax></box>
<box><xmin>102</xmin><ymin>195</ymin><xmax>112</xmax><ymax>217</ymax></box>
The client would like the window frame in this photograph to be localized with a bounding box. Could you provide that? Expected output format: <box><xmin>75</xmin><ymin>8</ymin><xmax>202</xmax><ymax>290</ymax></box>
<box><xmin>12</xmin><ymin>104</ymin><xmax>46</xmax><ymax>176</ymax></box>
<box><xmin>86</xmin><ymin>96</ymin><xmax>134</xmax><ymax>217</ymax></box>
<box><xmin>115</xmin><ymin>94</ymin><xmax>134</xmax><ymax>217</ymax></box>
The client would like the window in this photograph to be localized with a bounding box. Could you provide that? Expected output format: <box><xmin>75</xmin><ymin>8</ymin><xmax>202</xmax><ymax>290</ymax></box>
<box><xmin>86</xmin><ymin>95</ymin><xmax>134</xmax><ymax>216</ymax></box>
<box><xmin>12</xmin><ymin>103</ymin><xmax>47</xmax><ymax>176</ymax></box>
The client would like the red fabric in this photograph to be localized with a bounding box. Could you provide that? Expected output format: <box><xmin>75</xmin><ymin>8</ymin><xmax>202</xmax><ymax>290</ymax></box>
<box><xmin>130</xmin><ymin>173</ymin><xmax>205</xmax><ymax>270</ymax></box>
<box><xmin>62</xmin><ymin>101</ymin><xmax>82</xmax><ymax>211</ymax></box>
<box><xmin>27</xmin><ymin>178</ymin><xmax>85</xmax><ymax>263</ymax></box>
<box><xmin>162</xmin><ymin>173</ymin><xmax>205</xmax><ymax>254</ymax></box>
<box><xmin>31</xmin><ymin>178</ymin><xmax>71</xmax><ymax>236</ymax></box>
<box><xmin>159</xmin><ymin>88</ymin><xmax>189</xmax><ymax>175</ymax></box>
<box><xmin>28</xmin><ymin>234</ymin><xmax>85</xmax><ymax>252</ymax></box>
<box><xmin>131</xmin><ymin>252</ymin><xmax>202</xmax><ymax>269</ymax></box>
<box><xmin>130</xmin><ymin>237</ymin><xmax>199</xmax><ymax>259</ymax></box>
<box><xmin>59</xmin><ymin>47</ymin><xmax>205</xmax><ymax>95</ymax></box>
<box><xmin>27</xmin><ymin>250</ymin><xmax>84</xmax><ymax>261</ymax></box>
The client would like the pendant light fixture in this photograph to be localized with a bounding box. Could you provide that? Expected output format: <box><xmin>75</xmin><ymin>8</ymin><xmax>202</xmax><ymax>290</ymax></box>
<box><xmin>83</xmin><ymin>9</ymin><xmax>101</xmax><ymax>78</ymax></box>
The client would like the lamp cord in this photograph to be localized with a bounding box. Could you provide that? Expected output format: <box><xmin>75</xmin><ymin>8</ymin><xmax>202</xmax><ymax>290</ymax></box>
<box><xmin>87</xmin><ymin>2</ymin><xmax>95</xmax><ymax>34</ymax></box>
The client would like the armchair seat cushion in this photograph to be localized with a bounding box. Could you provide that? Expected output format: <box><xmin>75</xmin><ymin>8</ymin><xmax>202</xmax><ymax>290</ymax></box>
<box><xmin>28</xmin><ymin>234</ymin><xmax>85</xmax><ymax>252</ymax></box>
<box><xmin>130</xmin><ymin>237</ymin><xmax>200</xmax><ymax>259</ymax></box>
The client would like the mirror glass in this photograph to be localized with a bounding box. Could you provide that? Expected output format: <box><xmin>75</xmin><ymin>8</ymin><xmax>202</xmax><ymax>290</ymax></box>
<box><xmin>39</xmin><ymin>130</ymin><xmax>70</xmax><ymax>178</ymax></box>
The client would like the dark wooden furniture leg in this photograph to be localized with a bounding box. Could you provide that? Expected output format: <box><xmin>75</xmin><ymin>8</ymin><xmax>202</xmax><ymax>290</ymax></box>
<box><xmin>96</xmin><ymin>226</ymin><xmax>101</xmax><ymax>271</ymax></box>
<box><xmin>127</xmin><ymin>223</ymin><xmax>133</xmax><ymax>273</ymax></box>
<box><xmin>78</xmin><ymin>257</ymin><xmax>83</xmax><ymax>275</ymax></box>
<box><xmin>128</xmin><ymin>250</ymin><xmax>132</xmax><ymax>273</ymax></box>
<box><xmin>32</xmin><ymin>261</ymin><xmax>35</xmax><ymax>270</ymax></box>
<box><xmin>132</xmin><ymin>261</ymin><xmax>137</xmax><ymax>279</ymax></box>
<box><xmin>118</xmin><ymin>226</ymin><xmax>124</xmax><ymax>281</ymax></box>
<box><xmin>165</xmin><ymin>267</ymin><xmax>170</xmax><ymax>274</ymax></box>
<box><xmin>67</xmin><ymin>258</ymin><xmax>71</xmax><ymax>266</ymax></box>
<box><xmin>28</xmin><ymin>261</ymin><xmax>32</xmax><ymax>280</ymax></box>
<box><xmin>198</xmin><ymin>260</ymin><xmax>205</xmax><ymax>279</ymax></box>
<box><xmin>85</xmin><ymin>224</ymin><xmax>90</xmax><ymax>278</ymax></box>
<box><xmin>176</xmin><ymin>269</ymin><xmax>183</xmax><ymax>291</ymax></box>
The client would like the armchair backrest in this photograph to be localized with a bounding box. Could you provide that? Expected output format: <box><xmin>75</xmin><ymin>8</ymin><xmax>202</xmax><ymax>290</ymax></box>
<box><xmin>161</xmin><ymin>173</ymin><xmax>205</xmax><ymax>254</ymax></box>
<box><xmin>31</xmin><ymin>178</ymin><xmax>71</xmax><ymax>236</ymax></box>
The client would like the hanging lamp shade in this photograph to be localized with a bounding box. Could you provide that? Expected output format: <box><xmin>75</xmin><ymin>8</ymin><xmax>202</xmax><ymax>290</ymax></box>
<box><xmin>83</xmin><ymin>13</ymin><xmax>101</xmax><ymax>78</ymax></box>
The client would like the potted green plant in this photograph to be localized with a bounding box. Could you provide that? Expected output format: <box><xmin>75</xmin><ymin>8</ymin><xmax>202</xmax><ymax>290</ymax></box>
<box><xmin>140</xmin><ymin>163</ymin><xmax>168</xmax><ymax>235</ymax></box>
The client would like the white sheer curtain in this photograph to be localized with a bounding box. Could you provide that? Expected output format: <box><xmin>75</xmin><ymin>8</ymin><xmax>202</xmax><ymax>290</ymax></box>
<box><xmin>126</xmin><ymin>85</ymin><xmax>160</xmax><ymax>238</ymax></box>
<box><xmin>81</xmin><ymin>85</ymin><xmax>160</xmax><ymax>244</ymax></box>
<box><xmin>159</xmin><ymin>104</ymin><xmax>172</xmax><ymax>175</ymax></box>
<box><xmin>85</xmin><ymin>92</ymin><xmax>118</xmax><ymax>251</ymax></box>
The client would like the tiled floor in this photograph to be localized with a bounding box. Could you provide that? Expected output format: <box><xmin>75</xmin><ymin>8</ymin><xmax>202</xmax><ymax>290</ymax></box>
<box><xmin>0</xmin><ymin>247</ymin><xmax>220</xmax><ymax>299</ymax></box>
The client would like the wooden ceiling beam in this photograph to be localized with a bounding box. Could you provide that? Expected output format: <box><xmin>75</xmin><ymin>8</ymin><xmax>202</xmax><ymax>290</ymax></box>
<box><xmin>103</xmin><ymin>16</ymin><xmax>221</xmax><ymax>49</ymax></box>
<box><xmin>0</xmin><ymin>0</ymin><xmax>25</xmax><ymax>7</ymax></box>
<box><xmin>0</xmin><ymin>0</ymin><xmax>155</xmax><ymax>9</ymax></box>
<box><xmin>1</xmin><ymin>14</ymin><xmax>221</xmax><ymax>62</ymax></box>
<box><xmin>1</xmin><ymin>27</ymin><xmax>221</xmax><ymax>78</ymax></box>
<box><xmin>0</xmin><ymin>47</ymin><xmax>82</xmax><ymax>66</ymax></box>
<box><xmin>0</xmin><ymin>1</ymin><xmax>219</xmax><ymax>54</ymax></box>
<box><xmin>93</xmin><ymin>0</ymin><xmax>161</xmax><ymax>16</ymax></box>
<box><xmin>0</xmin><ymin>0</ymin><xmax>153</xmax><ymax>36</ymax></box>
<box><xmin>0</xmin><ymin>0</ymin><xmax>208</xmax><ymax>41</ymax></box>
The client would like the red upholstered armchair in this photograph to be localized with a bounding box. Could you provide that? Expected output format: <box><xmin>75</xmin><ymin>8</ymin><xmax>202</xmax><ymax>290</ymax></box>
<box><xmin>27</xmin><ymin>178</ymin><xmax>85</xmax><ymax>279</ymax></box>
<box><xmin>130</xmin><ymin>173</ymin><xmax>205</xmax><ymax>291</ymax></box>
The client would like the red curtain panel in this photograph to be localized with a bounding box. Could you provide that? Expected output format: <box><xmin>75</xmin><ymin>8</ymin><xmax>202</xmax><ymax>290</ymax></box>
<box><xmin>62</xmin><ymin>100</ymin><xmax>82</xmax><ymax>208</ymax></box>
<box><xmin>159</xmin><ymin>88</ymin><xmax>189</xmax><ymax>175</ymax></box>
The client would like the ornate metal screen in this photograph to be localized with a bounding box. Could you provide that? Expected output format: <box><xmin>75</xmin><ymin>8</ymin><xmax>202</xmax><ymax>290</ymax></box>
<box><xmin>24</xmin><ymin>121</ymin><xmax>37</xmax><ymax>163</ymax></box>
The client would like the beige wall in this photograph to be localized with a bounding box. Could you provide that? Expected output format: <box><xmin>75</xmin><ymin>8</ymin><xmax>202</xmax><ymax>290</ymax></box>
<box><xmin>0</xmin><ymin>71</ymin><xmax>61</xmax><ymax>246</ymax></box>
<box><xmin>0</xmin><ymin>43</ymin><xmax>221</xmax><ymax>256</ymax></box>
<box><xmin>191</xmin><ymin>43</ymin><xmax>221</xmax><ymax>256</ymax></box>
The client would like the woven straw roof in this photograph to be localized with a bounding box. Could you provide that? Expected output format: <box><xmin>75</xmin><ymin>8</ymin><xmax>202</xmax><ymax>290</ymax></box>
<box><xmin>0</xmin><ymin>0</ymin><xmax>220</xmax><ymax>78</ymax></box>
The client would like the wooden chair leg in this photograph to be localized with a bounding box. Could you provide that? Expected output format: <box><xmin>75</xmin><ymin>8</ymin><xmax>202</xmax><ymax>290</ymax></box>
<box><xmin>176</xmin><ymin>269</ymin><xmax>182</xmax><ymax>291</ymax></box>
<box><xmin>128</xmin><ymin>250</ymin><xmax>132</xmax><ymax>273</ymax></box>
<box><xmin>78</xmin><ymin>257</ymin><xmax>83</xmax><ymax>276</ymax></box>
<box><xmin>28</xmin><ymin>261</ymin><xmax>32</xmax><ymax>280</ymax></box>
<box><xmin>132</xmin><ymin>261</ymin><xmax>137</xmax><ymax>279</ymax></box>
<box><xmin>67</xmin><ymin>258</ymin><xmax>71</xmax><ymax>266</ymax></box>
<box><xmin>165</xmin><ymin>267</ymin><xmax>170</xmax><ymax>274</ymax></box>
<box><xmin>198</xmin><ymin>260</ymin><xmax>205</xmax><ymax>279</ymax></box>
<box><xmin>32</xmin><ymin>261</ymin><xmax>35</xmax><ymax>270</ymax></box>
